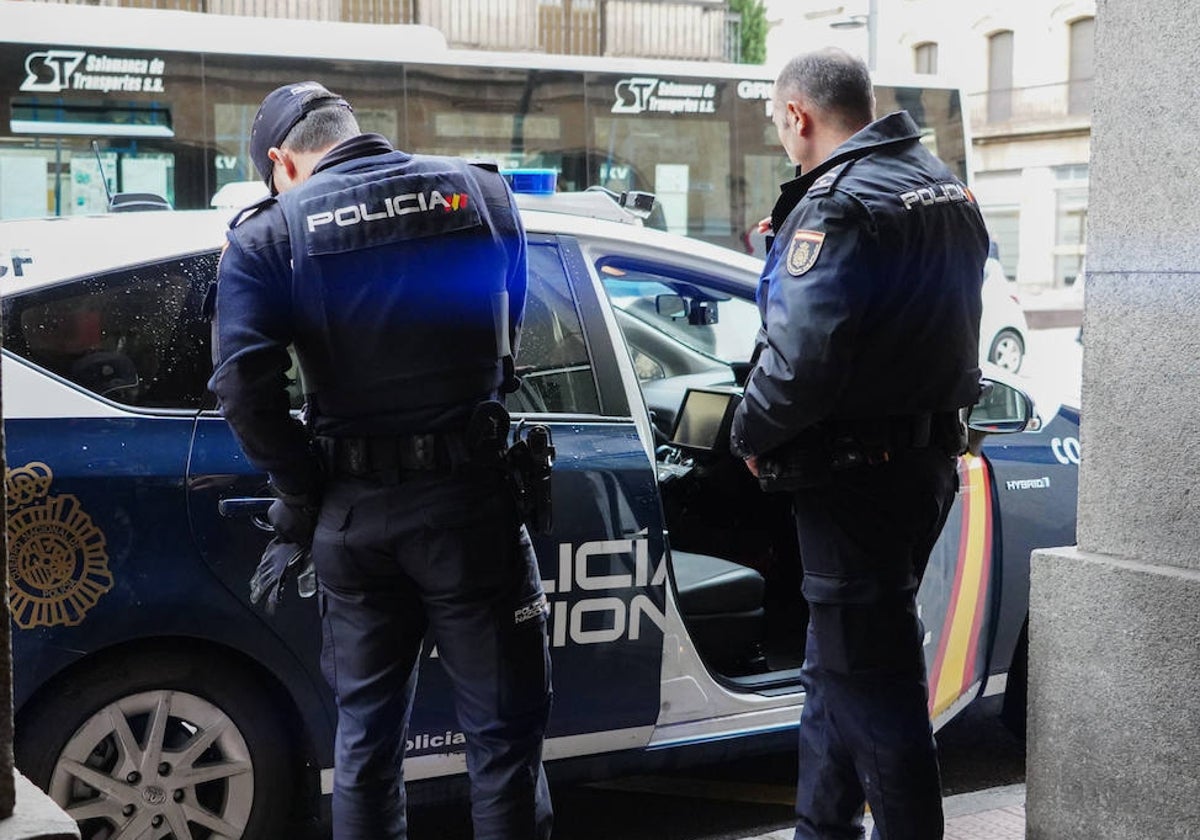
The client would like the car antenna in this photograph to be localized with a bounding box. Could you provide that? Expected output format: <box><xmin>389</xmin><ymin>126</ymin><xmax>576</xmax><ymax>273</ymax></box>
<box><xmin>91</xmin><ymin>140</ymin><xmax>115</xmax><ymax>206</ymax></box>
<box><xmin>89</xmin><ymin>140</ymin><xmax>171</xmax><ymax>212</ymax></box>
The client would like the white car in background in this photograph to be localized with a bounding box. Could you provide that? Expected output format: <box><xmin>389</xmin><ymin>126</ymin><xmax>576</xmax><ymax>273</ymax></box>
<box><xmin>210</xmin><ymin>180</ymin><xmax>270</xmax><ymax>209</ymax></box>
<box><xmin>980</xmin><ymin>256</ymin><xmax>1029</xmax><ymax>373</ymax></box>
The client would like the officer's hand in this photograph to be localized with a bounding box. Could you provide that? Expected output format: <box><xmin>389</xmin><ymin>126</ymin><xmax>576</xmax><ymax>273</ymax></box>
<box><xmin>743</xmin><ymin>455</ymin><xmax>760</xmax><ymax>478</ymax></box>
<box><xmin>249</xmin><ymin>537</ymin><xmax>313</xmax><ymax>615</ymax></box>
<box><xmin>756</xmin><ymin>216</ymin><xmax>772</xmax><ymax>234</ymax></box>
<box><xmin>268</xmin><ymin>496</ymin><xmax>319</xmax><ymax>548</ymax></box>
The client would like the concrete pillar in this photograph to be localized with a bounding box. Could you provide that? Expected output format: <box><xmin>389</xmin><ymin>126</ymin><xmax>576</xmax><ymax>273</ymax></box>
<box><xmin>1027</xmin><ymin>2</ymin><xmax>1200</xmax><ymax>838</ymax></box>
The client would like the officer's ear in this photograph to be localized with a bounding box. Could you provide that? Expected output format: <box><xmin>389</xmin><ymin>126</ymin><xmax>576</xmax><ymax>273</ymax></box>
<box><xmin>268</xmin><ymin>147</ymin><xmax>300</xmax><ymax>193</ymax></box>
<box><xmin>789</xmin><ymin>101</ymin><xmax>814</xmax><ymax>137</ymax></box>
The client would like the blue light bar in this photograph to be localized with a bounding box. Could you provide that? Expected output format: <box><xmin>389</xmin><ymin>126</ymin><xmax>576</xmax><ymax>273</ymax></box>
<box><xmin>502</xmin><ymin>168</ymin><xmax>558</xmax><ymax>195</ymax></box>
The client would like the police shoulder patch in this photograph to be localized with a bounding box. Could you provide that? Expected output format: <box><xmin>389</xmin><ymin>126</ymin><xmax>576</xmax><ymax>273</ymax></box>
<box><xmin>786</xmin><ymin>229</ymin><xmax>826</xmax><ymax>276</ymax></box>
<box><xmin>805</xmin><ymin>160</ymin><xmax>854</xmax><ymax>198</ymax></box>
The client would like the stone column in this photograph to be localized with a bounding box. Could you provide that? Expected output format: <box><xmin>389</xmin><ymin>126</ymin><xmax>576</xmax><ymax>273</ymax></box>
<box><xmin>1026</xmin><ymin>2</ymin><xmax>1200</xmax><ymax>838</ymax></box>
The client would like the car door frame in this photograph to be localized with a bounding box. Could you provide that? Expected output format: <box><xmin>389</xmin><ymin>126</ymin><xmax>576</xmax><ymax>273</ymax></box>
<box><xmin>570</xmin><ymin>231</ymin><xmax>1002</xmax><ymax>739</ymax></box>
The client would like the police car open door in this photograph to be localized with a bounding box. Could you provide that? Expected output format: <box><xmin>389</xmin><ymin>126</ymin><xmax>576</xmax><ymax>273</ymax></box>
<box><xmin>920</xmin><ymin>454</ymin><xmax>1000</xmax><ymax>728</ymax></box>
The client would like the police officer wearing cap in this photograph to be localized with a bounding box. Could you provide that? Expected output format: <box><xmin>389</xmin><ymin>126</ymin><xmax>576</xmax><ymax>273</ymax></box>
<box><xmin>209</xmin><ymin>81</ymin><xmax>553</xmax><ymax>840</ymax></box>
<box><xmin>730</xmin><ymin>50</ymin><xmax>988</xmax><ymax>839</ymax></box>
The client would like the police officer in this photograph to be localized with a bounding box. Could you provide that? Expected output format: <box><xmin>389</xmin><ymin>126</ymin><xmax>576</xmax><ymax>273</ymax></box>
<box><xmin>209</xmin><ymin>81</ymin><xmax>553</xmax><ymax>840</ymax></box>
<box><xmin>730</xmin><ymin>50</ymin><xmax>988</xmax><ymax>839</ymax></box>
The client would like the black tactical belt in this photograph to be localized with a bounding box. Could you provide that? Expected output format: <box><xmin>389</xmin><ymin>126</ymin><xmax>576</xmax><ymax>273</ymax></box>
<box><xmin>318</xmin><ymin>433</ymin><xmax>465</xmax><ymax>478</ymax></box>
<box><xmin>829</xmin><ymin>411</ymin><xmax>961</xmax><ymax>450</ymax></box>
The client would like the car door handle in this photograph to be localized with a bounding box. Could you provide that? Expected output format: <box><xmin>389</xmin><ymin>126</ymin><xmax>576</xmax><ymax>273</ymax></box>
<box><xmin>217</xmin><ymin>497</ymin><xmax>276</xmax><ymax>532</ymax></box>
<box><xmin>217</xmin><ymin>494</ymin><xmax>273</xmax><ymax>516</ymax></box>
<box><xmin>217</xmin><ymin>497</ymin><xmax>274</xmax><ymax>517</ymax></box>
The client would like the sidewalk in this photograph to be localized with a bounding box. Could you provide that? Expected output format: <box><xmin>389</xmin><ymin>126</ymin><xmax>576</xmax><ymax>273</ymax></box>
<box><xmin>747</xmin><ymin>783</ymin><xmax>1027</xmax><ymax>839</ymax></box>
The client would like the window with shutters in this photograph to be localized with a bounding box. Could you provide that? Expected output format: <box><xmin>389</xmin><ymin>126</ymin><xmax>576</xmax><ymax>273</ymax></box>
<box><xmin>914</xmin><ymin>42</ymin><xmax>938</xmax><ymax>76</ymax></box>
<box><xmin>987</xmin><ymin>30</ymin><xmax>1014</xmax><ymax>123</ymax></box>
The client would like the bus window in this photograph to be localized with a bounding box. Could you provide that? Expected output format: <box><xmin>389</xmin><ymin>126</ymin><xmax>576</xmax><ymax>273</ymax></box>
<box><xmin>404</xmin><ymin>65</ymin><xmax>586</xmax><ymax>184</ymax></box>
<box><xmin>587</xmin><ymin>73</ymin><xmax>733</xmax><ymax>245</ymax></box>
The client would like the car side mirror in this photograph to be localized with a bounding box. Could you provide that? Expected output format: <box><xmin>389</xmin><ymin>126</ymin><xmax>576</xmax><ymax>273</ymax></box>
<box><xmin>967</xmin><ymin>379</ymin><xmax>1034</xmax><ymax>435</ymax></box>
<box><xmin>964</xmin><ymin>379</ymin><xmax>1032</xmax><ymax>432</ymax></box>
<box><xmin>964</xmin><ymin>379</ymin><xmax>1034</xmax><ymax>456</ymax></box>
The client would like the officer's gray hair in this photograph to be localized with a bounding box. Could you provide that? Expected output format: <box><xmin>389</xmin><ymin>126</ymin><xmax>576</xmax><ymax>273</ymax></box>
<box><xmin>776</xmin><ymin>48</ymin><xmax>875</xmax><ymax>131</ymax></box>
<box><xmin>281</xmin><ymin>105</ymin><xmax>361</xmax><ymax>154</ymax></box>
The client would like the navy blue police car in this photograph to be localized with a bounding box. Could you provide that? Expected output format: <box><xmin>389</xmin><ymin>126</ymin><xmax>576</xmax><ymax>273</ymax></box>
<box><xmin>0</xmin><ymin>196</ymin><xmax>1075</xmax><ymax>838</ymax></box>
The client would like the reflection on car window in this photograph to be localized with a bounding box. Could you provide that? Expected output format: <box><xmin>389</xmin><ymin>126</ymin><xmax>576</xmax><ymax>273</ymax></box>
<box><xmin>507</xmin><ymin>243</ymin><xmax>600</xmax><ymax>414</ymax></box>
<box><xmin>3</xmin><ymin>253</ymin><xmax>219</xmax><ymax>409</ymax></box>
<box><xmin>599</xmin><ymin>264</ymin><xmax>760</xmax><ymax>380</ymax></box>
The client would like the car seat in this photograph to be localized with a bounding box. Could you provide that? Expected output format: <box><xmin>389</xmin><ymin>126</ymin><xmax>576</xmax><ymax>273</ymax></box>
<box><xmin>671</xmin><ymin>550</ymin><xmax>767</xmax><ymax>675</ymax></box>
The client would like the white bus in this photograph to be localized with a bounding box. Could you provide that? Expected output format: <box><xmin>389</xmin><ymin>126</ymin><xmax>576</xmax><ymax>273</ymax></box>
<box><xmin>0</xmin><ymin>0</ymin><xmax>970</xmax><ymax>252</ymax></box>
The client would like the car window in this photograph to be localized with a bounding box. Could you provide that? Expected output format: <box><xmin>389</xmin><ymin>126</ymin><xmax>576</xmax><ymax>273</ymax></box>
<box><xmin>3</xmin><ymin>254</ymin><xmax>219</xmax><ymax>409</ymax></box>
<box><xmin>2</xmin><ymin>242</ymin><xmax>599</xmax><ymax>415</ymax></box>
<box><xmin>507</xmin><ymin>242</ymin><xmax>601</xmax><ymax>414</ymax></box>
<box><xmin>598</xmin><ymin>264</ymin><xmax>760</xmax><ymax>381</ymax></box>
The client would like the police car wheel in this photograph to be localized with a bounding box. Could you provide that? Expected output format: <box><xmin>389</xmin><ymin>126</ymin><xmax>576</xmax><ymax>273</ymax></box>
<box><xmin>988</xmin><ymin>329</ymin><xmax>1025</xmax><ymax>373</ymax></box>
<box><xmin>15</xmin><ymin>650</ymin><xmax>293</xmax><ymax>840</ymax></box>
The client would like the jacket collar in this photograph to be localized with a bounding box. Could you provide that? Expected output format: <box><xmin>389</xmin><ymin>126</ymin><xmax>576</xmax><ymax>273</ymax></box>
<box><xmin>785</xmin><ymin>110</ymin><xmax>922</xmax><ymax>194</ymax></box>
<box><xmin>312</xmin><ymin>133</ymin><xmax>401</xmax><ymax>175</ymax></box>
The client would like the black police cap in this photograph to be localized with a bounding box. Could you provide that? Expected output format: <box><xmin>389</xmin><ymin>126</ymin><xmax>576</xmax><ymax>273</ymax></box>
<box><xmin>249</xmin><ymin>81</ymin><xmax>352</xmax><ymax>192</ymax></box>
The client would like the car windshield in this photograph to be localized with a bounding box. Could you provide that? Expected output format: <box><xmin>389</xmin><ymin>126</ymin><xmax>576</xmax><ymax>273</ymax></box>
<box><xmin>599</xmin><ymin>267</ymin><xmax>760</xmax><ymax>368</ymax></box>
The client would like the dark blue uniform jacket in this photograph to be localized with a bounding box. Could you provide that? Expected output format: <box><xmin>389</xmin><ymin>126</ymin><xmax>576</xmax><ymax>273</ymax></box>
<box><xmin>731</xmin><ymin>111</ymin><xmax>988</xmax><ymax>459</ymax></box>
<box><xmin>209</xmin><ymin>134</ymin><xmax>527</xmax><ymax>496</ymax></box>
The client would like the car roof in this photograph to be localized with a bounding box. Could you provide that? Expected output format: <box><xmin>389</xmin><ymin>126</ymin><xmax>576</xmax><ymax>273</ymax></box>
<box><xmin>0</xmin><ymin>207</ymin><xmax>763</xmax><ymax>297</ymax></box>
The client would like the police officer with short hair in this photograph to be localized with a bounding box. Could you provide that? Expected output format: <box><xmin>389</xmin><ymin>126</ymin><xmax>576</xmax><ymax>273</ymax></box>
<box><xmin>730</xmin><ymin>50</ymin><xmax>988</xmax><ymax>839</ymax></box>
<box><xmin>209</xmin><ymin>81</ymin><xmax>553</xmax><ymax>840</ymax></box>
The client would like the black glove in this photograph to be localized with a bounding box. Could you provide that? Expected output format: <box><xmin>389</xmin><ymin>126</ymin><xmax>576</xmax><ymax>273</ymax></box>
<box><xmin>268</xmin><ymin>494</ymin><xmax>319</xmax><ymax>548</ymax></box>
<box><xmin>249</xmin><ymin>537</ymin><xmax>316</xmax><ymax>615</ymax></box>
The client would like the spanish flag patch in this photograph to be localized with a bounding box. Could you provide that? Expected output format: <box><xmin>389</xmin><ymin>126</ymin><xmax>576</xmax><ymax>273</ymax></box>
<box><xmin>787</xmin><ymin>229</ymin><xmax>825</xmax><ymax>276</ymax></box>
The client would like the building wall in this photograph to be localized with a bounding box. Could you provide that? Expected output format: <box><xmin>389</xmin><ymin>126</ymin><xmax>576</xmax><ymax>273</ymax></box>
<box><xmin>422</xmin><ymin>0</ymin><xmax>542</xmax><ymax>50</ymax></box>
<box><xmin>1028</xmin><ymin>1</ymin><xmax>1200</xmax><ymax>834</ymax></box>
<box><xmin>32</xmin><ymin>0</ymin><xmax>735</xmax><ymax>61</ymax></box>
<box><xmin>763</xmin><ymin>0</ymin><xmax>1096</xmax><ymax>292</ymax></box>
<box><xmin>605</xmin><ymin>1</ymin><xmax>728</xmax><ymax>60</ymax></box>
<box><xmin>427</xmin><ymin>0</ymin><xmax>732</xmax><ymax>60</ymax></box>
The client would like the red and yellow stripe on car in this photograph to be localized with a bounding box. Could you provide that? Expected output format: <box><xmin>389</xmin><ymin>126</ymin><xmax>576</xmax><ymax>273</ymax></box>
<box><xmin>927</xmin><ymin>454</ymin><xmax>993</xmax><ymax>719</ymax></box>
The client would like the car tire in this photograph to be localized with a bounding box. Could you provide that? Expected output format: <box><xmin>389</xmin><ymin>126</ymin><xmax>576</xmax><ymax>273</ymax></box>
<box><xmin>15</xmin><ymin>649</ymin><xmax>293</xmax><ymax>840</ymax></box>
<box><xmin>988</xmin><ymin>329</ymin><xmax>1025</xmax><ymax>373</ymax></box>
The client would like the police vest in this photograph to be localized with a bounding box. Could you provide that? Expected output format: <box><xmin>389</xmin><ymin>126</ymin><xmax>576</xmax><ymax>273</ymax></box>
<box><xmin>276</xmin><ymin>152</ymin><xmax>518</xmax><ymax>434</ymax></box>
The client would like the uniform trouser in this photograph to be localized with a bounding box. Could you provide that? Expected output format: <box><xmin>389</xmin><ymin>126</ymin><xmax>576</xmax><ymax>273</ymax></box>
<box><xmin>311</xmin><ymin>467</ymin><xmax>554</xmax><ymax>840</ymax></box>
<box><xmin>789</xmin><ymin>446</ymin><xmax>958</xmax><ymax>840</ymax></box>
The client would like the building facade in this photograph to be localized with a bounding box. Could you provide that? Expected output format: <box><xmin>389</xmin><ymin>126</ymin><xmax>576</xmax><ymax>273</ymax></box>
<box><xmin>25</xmin><ymin>0</ymin><xmax>742</xmax><ymax>63</ymax></box>
<box><xmin>764</xmin><ymin>0</ymin><xmax>1096</xmax><ymax>292</ymax></box>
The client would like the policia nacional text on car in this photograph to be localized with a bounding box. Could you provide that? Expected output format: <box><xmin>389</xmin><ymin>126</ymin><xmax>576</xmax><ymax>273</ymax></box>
<box><xmin>730</xmin><ymin>51</ymin><xmax>989</xmax><ymax>840</ymax></box>
<box><xmin>208</xmin><ymin>82</ymin><xmax>553</xmax><ymax>840</ymax></box>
